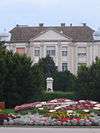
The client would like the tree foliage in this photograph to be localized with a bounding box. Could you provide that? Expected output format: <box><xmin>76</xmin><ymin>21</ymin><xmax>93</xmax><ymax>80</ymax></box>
<box><xmin>37</xmin><ymin>55</ymin><xmax>57</xmax><ymax>79</ymax></box>
<box><xmin>0</xmin><ymin>41</ymin><xmax>6</xmax><ymax>51</ymax></box>
<box><xmin>37</xmin><ymin>56</ymin><xmax>76</xmax><ymax>92</ymax></box>
<box><xmin>1</xmin><ymin>40</ymin><xmax>100</xmax><ymax>107</ymax></box>
<box><xmin>76</xmin><ymin>57</ymin><xmax>100</xmax><ymax>101</ymax></box>
<box><xmin>0</xmin><ymin>42</ymin><xmax>44</xmax><ymax>107</ymax></box>
<box><xmin>54</xmin><ymin>71</ymin><xmax>76</xmax><ymax>92</ymax></box>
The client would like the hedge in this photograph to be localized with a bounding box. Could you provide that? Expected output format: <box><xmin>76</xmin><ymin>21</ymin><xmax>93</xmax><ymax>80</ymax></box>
<box><xmin>30</xmin><ymin>91</ymin><xmax>76</xmax><ymax>102</ymax></box>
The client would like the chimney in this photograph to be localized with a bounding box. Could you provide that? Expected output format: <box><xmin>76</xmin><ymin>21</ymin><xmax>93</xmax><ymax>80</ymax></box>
<box><xmin>16</xmin><ymin>24</ymin><xmax>28</xmax><ymax>27</ymax></box>
<box><xmin>39</xmin><ymin>23</ymin><xmax>44</xmax><ymax>27</ymax></box>
<box><xmin>82</xmin><ymin>23</ymin><xmax>86</xmax><ymax>26</ymax></box>
<box><xmin>61</xmin><ymin>23</ymin><xmax>65</xmax><ymax>27</ymax></box>
<box><xmin>70</xmin><ymin>23</ymin><xmax>72</xmax><ymax>27</ymax></box>
<box><xmin>16</xmin><ymin>24</ymin><xmax>19</xmax><ymax>27</ymax></box>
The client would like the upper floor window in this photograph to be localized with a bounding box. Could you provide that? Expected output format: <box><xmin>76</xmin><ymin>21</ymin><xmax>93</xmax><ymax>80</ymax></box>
<box><xmin>16</xmin><ymin>47</ymin><xmax>25</xmax><ymax>54</ymax></box>
<box><xmin>62</xmin><ymin>46</ymin><xmax>67</xmax><ymax>56</ymax></box>
<box><xmin>46</xmin><ymin>46</ymin><xmax>55</xmax><ymax>56</ymax></box>
<box><xmin>78</xmin><ymin>47</ymin><xmax>87</xmax><ymax>57</ymax></box>
<box><xmin>78</xmin><ymin>53</ymin><xmax>87</xmax><ymax>56</ymax></box>
<box><xmin>34</xmin><ymin>47</ymin><xmax>40</xmax><ymax>56</ymax></box>
<box><xmin>62</xmin><ymin>51</ymin><xmax>67</xmax><ymax>56</ymax></box>
<box><xmin>62</xmin><ymin>63</ymin><xmax>67</xmax><ymax>71</ymax></box>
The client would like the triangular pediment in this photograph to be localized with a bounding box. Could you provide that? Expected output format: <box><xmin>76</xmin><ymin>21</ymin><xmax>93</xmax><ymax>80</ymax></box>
<box><xmin>30</xmin><ymin>29</ymin><xmax>72</xmax><ymax>41</ymax></box>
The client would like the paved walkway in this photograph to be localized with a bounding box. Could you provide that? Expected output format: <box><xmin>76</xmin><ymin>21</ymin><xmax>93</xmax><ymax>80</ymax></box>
<box><xmin>0</xmin><ymin>128</ymin><xmax>100</xmax><ymax>133</ymax></box>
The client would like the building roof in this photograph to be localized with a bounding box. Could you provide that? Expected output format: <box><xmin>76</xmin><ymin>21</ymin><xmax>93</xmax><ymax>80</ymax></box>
<box><xmin>93</xmin><ymin>29</ymin><xmax>100</xmax><ymax>42</ymax></box>
<box><xmin>10</xmin><ymin>25</ymin><xmax>94</xmax><ymax>43</ymax></box>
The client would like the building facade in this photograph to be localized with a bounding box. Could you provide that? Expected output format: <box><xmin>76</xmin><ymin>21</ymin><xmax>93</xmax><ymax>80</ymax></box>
<box><xmin>0</xmin><ymin>32</ymin><xmax>11</xmax><ymax>42</ymax></box>
<box><xmin>6</xmin><ymin>23</ymin><xmax>100</xmax><ymax>75</ymax></box>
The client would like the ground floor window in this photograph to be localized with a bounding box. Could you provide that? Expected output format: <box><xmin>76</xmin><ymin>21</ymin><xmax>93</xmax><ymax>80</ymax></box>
<box><xmin>16</xmin><ymin>47</ymin><xmax>25</xmax><ymax>54</ymax></box>
<box><xmin>78</xmin><ymin>63</ymin><xmax>87</xmax><ymax>70</ymax></box>
<box><xmin>34</xmin><ymin>47</ymin><xmax>40</xmax><ymax>56</ymax></box>
<box><xmin>62</xmin><ymin>63</ymin><xmax>67</xmax><ymax>71</ymax></box>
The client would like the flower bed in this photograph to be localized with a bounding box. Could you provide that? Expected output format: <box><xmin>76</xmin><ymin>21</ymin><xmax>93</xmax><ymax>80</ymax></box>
<box><xmin>0</xmin><ymin>98</ymin><xmax>100</xmax><ymax>126</ymax></box>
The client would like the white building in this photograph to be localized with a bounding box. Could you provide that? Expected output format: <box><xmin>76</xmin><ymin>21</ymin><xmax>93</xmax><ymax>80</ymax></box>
<box><xmin>0</xmin><ymin>32</ymin><xmax>11</xmax><ymax>42</ymax></box>
<box><xmin>6</xmin><ymin>23</ymin><xmax>100</xmax><ymax>75</ymax></box>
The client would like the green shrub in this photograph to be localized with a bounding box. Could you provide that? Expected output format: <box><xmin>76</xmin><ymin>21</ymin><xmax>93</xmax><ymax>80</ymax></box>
<box><xmin>30</xmin><ymin>91</ymin><xmax>76</xmax><ymax>102</ymax></box>
<box><xmin>19</xmin><ymin>108</ymin><xmax>38</xmax><ymax>115</ymax></box>
<box><xmin>18</xmin><ymin>107</ymin><xmax>49</xmax><ymax>115</ymax></box>
<box><xmin>0</xmin><ymin>109</ymin><xmax>16</xmax><ymax>114</ymax></box>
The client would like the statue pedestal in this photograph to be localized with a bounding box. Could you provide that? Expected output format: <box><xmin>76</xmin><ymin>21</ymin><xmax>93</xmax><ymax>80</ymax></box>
<box><xmin>46</xmin><ymin>77</ymin><xmax>54</xmax><ymax>92</ymax></box>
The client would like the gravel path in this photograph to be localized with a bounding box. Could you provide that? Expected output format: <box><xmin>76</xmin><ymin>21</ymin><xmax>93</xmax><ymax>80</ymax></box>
<box><xmin>0</xmin><ymin>127</ymin><xmax>100</xmax><ymax>133</ymax></box>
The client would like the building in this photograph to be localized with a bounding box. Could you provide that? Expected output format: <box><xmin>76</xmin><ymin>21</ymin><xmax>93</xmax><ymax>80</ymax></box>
<box><xmin>0</xmin><ymin>32</ymin><xmax>11</xmax><ymax>42</ymax></box>
<box><xmin>6</xmin><ymin>23</ymin><xmax>100</xmax><ymax>75</ymax></box>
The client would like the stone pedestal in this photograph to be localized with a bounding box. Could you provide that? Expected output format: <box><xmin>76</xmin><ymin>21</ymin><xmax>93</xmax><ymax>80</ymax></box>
<box><xmin>46</xmin><ymin>77</ymin><xmax>54</xmax><ymax>92</ymax></box>
<box><xmin>0</xmin><ymin>102</ymin><xmax>5</xmax><ymax>110</ymax></box>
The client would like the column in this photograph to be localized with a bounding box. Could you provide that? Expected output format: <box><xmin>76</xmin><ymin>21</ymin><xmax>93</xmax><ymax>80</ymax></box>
<box><xmin>58</xmin><ymin>42</ymin><xmax>62</xmax><ymax>71</ymax></box>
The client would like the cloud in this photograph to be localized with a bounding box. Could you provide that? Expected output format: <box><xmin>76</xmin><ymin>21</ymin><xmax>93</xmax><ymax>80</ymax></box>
<box><xmin>0</xmin><ymin>0</ymin><xmax>60</xmax><ymax>8</ymax></box>
<box><xmin>0</xmin><ymin>0</ymin><xmax>100</xmax><ymax>31</ymax></box>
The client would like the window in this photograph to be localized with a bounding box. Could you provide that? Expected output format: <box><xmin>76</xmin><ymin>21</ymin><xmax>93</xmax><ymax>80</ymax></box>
<box><xmin>62</xmin><ymin>46</ymin><xmax>67</xmax><ymax>56</ymax></box>
<box><xmin>34</xmin><ymin>47</ymin><xmax>40</xmax><ymax>56</ymax></box>
<box><xmin>16</xmin><ymin>47</ymin><xmax>25</xmax><ymax>54</ymax></box>
<box><xmin>78</xmin><ymin>47</ymin><xmax>87</xmax><ymax>57</ymax></box>
<box><xmin>47</xmin><ymin>50</ymin><xmax>55</xmax><ymax>56</ymax></box>
<box><xmin>62</xmin><ymin>63</ymin><xmax>67</xmax><ymax>71</ymax></box>
<box><xmin>62</xmin><ymin>51</ymin><xmax>67</xmax><ymax>56</ymax></box>
<box><xmin>78</xmin><ymin>47</ymin><xmax>87</xmax><ymax>53</ymax></box>
<box><xmin>78</xmin><ymin>63</ymin><xmax>87</xmax><ymax>70</ymax></box>
<box><xmin>78</xmin><ymin>53</ymin><xmax>87</xmax><ymax>56</ymax></box>
<box><xmin>46</xmin><ymin>46</ymin><xmax>55</xmax><ymax>56</ymax></box>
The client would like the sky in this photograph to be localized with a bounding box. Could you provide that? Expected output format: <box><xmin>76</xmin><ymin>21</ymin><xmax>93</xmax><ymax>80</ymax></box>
<box><xmin>0</xmin><ymin>0</ymin><xmax>100</xmax><ymax>32</ymax></box>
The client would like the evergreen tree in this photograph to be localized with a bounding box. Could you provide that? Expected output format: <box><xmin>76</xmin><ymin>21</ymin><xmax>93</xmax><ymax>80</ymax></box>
<box><xmin>0</xmin><ymin>49</ymin><xmax>44</xmax><ymax>107</ymax></box>
<box><xmin>0</xmin><ymin>41</ymin><xmax>6</xmax><ymax>100</ymax></box>
<box><xmin>76</xmin><ymin>58</ymin><xmax>100</xmax><ymax>101</ymax></box>
<box><xmin>35</xmin><ymin>55</ymin><xmax>57</xmax><ymax>90</ymax></box>
<box><xmin>54</xmin><ymin>71</ymin><xmax>76</xmax><ymax>92</ymax></box>
<box><xmin>37</xmin><ymin>56</ymin><xmax>76</xmax><ymax>92</ymax></box>
<box><xmin>37</xmin><ymin>55</ymin><xmax>57</xmax><ymax>78</ymax></box>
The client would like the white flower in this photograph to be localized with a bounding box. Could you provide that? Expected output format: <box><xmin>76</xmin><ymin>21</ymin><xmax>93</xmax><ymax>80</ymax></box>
<box><xmin>49</xmin><ymin>99</ymin><xmax>57</xmax><ymax>103</ymax></box>
<box><xmin>41</xmin><ymin>102</ymin><xmax>46</xmax><ymax>105</ymax></box>
<box><xmin>90</xmin><ymin>101</ymin><xmax>97</xmax><ymax>104</ymax></box>
<box><xmin>35</xmin><ymin>104</ymin><xmax>42</xmax><ymax>108</ymax></box>
<box><xmin>49</xmin><ymin>110</ymin><xmax>56</xmax><ymax>112</ymax></box>
<box><xmin>83</xmin><ymin>109</ymin><xmax>89</xmax><ymax>112</ymax></box>
<box><xmin>67</xmin><ymin>110</ymin><xmax>73</xmax><ymax>113</ymax></box>
<box><xmin>95</xmin><ymin>104</ymin><xmax>100</xmax><ymax>108</ymax></box>
<box><xmin>38</xmin><ymin>108</ymin><xmax>44</xmax><ymax>110</ymax></box>
<box><xmin>93</xmin><ymin>107</ymin><xmax>100</xmax><ymax>110</ymax></box>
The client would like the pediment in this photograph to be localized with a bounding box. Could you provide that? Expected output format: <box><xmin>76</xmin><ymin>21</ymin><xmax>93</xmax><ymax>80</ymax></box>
<box><xmin>30</xmin><ymin>29</ymin><xmax>72</xmax><ymax>41</ymax></box>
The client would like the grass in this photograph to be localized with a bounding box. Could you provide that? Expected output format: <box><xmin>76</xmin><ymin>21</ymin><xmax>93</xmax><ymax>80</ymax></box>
<box><xmin>0</xmin><ymin>109</ymin><xmax>16</xmax><ymax>114</ymax></box>
<box><xmin>31</xmin><ymin>91</ymin><xmax>76</xmax><ymax>102</ymax></box>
